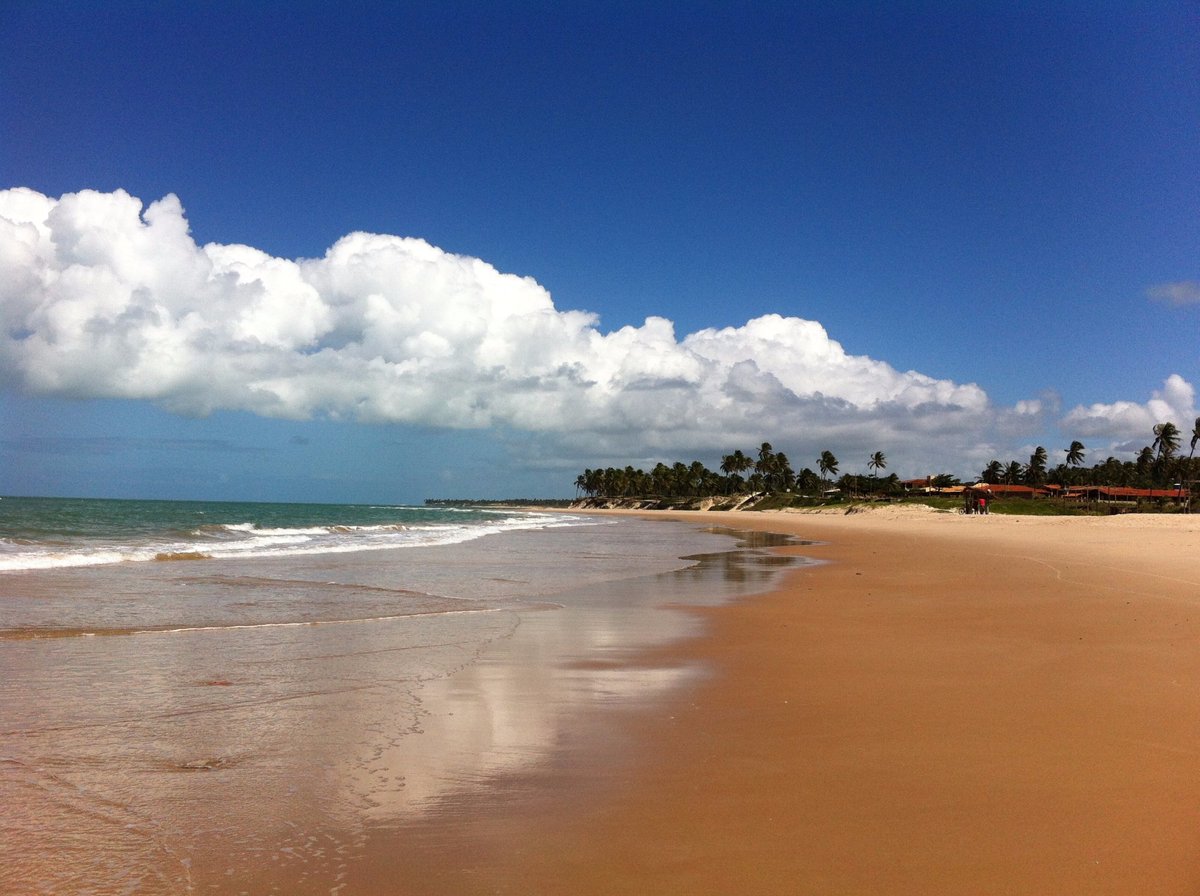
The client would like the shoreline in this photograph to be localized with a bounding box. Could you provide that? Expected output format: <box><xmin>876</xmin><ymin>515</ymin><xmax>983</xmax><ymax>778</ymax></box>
<box><xmin>1</xmin><ymin>515</ymin><xmax>764</xmax><ymax>896</ymax></box>
<box><xmin>4</xmin><ymin>515</ymin><xmax>796</xmax><ymax>892</ymax></box>
<box><xmin>356</xmin><ymin>507</ymin><xmax>1200</xmax><ymax>894</ymax></box>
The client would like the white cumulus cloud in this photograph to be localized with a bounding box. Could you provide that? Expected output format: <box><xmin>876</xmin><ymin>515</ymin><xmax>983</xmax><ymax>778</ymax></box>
<box><xmin>0</xmin><ymin>187</ymin><xmax>1052</xmax><ymax>473</ymax></box>
<box><xmin>1062</xmin><ymin>375</ymin><xmax>1197</xmax><ymax>445</ymax></box>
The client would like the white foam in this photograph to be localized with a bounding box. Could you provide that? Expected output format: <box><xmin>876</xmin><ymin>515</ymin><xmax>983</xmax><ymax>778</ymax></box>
<box><xmin>0</xmin><ymin>512</ymin><xmax>592</xmax><ymax>572</ymax></box>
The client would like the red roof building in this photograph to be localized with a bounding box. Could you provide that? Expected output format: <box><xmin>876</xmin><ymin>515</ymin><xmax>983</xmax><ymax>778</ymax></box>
<box><xmin>1063</xmin><ymin>485</ymin><xmax>1190</xmax><ymax>502</ymax></box>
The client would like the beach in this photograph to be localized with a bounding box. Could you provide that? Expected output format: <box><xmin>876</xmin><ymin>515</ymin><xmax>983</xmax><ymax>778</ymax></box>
<box><xmin>0</xmin><ymin>502</ymin><xmax>795</xmax><ymax>895</ymax></box>
<box><xmin>5</xmin><ymin>503</ymin><xmax>1200</xmax><ymax>893</ymax></box>
<box><xmin>355</xmin><ymin>507</ymin><xmax>1200</xmax><ymax>895</ymax></box>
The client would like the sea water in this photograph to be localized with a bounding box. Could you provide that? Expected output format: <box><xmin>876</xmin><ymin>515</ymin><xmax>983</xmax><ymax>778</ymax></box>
<box><xmin>0</xmin><ymin>496</ymin><xmax>589</xmax><ymax>574</ymax></box>
<box><xmin>0</xmin><ymin>497</ymin><xmax>797</xmax><ymax>894</ymax></box>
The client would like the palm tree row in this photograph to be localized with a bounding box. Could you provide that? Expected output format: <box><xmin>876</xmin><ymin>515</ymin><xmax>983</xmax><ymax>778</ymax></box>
<box><xmin>573</xmin><ymin>462</ymin><xmax>717</xmax><ymax>500</ymax></box>
<box><xmin>574</xmin><ymin>443</ymin><xmax>901</xmax><ymax>500</ymax></box>
<box><xmin>979</xmin><ymin>419</ymin><xmax>1200</xmax><ymax>490</ymax></box>
<box><xmin>574</xmin><ymin>418</ymin><xmax>1200</xmax><ymax>503</ymax></box>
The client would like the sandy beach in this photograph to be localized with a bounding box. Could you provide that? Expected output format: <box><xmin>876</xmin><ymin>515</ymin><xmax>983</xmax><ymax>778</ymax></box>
<box><xmin>8</xmin><ymin>505</ymin><xmax>1200</xmax><ymax>894</ymax></box>
<box><xmin>362</xmin><ymin>507</ymin><xmax>1200</xmax><ymax>895</ymax></box>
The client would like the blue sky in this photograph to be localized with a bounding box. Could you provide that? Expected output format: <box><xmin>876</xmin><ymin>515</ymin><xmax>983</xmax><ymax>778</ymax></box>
<box><xmin>2</xmin><ymin>1</ymin><xmax>1197</xmax><ymax>502</ymax></box>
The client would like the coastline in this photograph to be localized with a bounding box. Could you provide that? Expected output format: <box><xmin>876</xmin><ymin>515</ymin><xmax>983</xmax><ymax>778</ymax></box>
<box><xmin>359</xmin><ymin>507</ymin><xmax>1200</xmax><ymax>895</ymax></box>
<box><xmin>1</xmin><ymin>514</ymin><xmax>795</xmax><ymax>895</ymax></box>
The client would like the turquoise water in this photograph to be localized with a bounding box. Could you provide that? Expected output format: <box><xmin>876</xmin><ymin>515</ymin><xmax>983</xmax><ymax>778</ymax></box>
<box><xmin>0</xmin><ymin>495</ymin><xmax>581</xmax><ymax>571</ymax></box>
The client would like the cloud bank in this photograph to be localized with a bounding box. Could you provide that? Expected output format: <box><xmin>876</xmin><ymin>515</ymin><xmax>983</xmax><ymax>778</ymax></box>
<box><xmin>1062</xmin><ymin>374</ymin><xmax>1197</xmax><ymax>442</ymax></box>
<box><xmin>0</xmin><ymin>188</ymin><xmax>1192</xmax><ymax>473</ymax></box>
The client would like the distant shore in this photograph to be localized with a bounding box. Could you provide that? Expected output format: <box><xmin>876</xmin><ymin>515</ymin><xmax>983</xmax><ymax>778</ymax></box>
<box><xmin>358</xmin><ymin>506</ymin><xmax>1200</xmax><ymax>895</ymax></box>
<box><xmin>566</xmin><ymin>493</ymin><xmax>1194</xmax><ymax>515</ymax></box>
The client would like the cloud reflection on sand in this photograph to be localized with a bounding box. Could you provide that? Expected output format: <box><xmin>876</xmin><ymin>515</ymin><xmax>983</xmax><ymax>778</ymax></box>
<box><xmin>0</xmin><ymin>519</ymin><xmax>800</xmax><ymax>894</ymax></box>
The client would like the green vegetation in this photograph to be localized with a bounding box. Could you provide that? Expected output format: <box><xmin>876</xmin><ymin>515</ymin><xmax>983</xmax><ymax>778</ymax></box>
<box><xmin>977</xmin><ymin>416</ymin><xmax>1200</xmax><ymax>494</ymax></box>
<box><xmin>573</xmin><ymin>445</ymin><xmax>939</xmax><ymax>511</ymax></box>
<box><xmin>905</xmin><ymin>495</ymin><xmax>1094</xmax><ymax>516</ymax></box>
<box><xmin>572</xmin><ymin>418</ymin><xmax>1200</xmax><ymax>514</ymax></box>
<box><xmin>574</xmin><ymin>445</ymin><xmax>848</xmax><ymax>503</ymax></box>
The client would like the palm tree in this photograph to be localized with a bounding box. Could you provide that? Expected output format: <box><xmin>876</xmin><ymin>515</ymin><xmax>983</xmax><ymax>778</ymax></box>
<box><xmin>774</xmin><ymin>452</ymin><xmax>796</xmax><ymax>492</ymax></box>
<box><xmin>1062</xmin><ymin>441</ymin><xmax>1086</xmax><ymax>487</ymax></box>
<box><xmin>1135</xmin><ymin>445</ymin><xmax>1155</xmax><ymax>484</ymax></box>
<box><xmin>1004</xmin><ymin>461</ymin><xmax>1025</xmax><ymax>485</ymax></box>
<box><xmin>1027</xmin><ymin>446</ymin><xmax>1048</xmax><ymax>485</ymax></box>
<box><xmin>722</xmin><ymin>449</ymin><xmax>752</xmax><ymax>475</ymax></box>
<box><xmin>1098</xmin><ymin>456</ymin><xmax>1126</xmax><ymax>486</ymax></box>
<box><xmin>650</xmin><ymin>462</ymin><xmax>672</xmax><ymax>497</ymax></box>
<box><xmin>1065</xmin><ymin>441</ymin><xmax>1086</xmax><ymax>467</ymax></box>
<box><xmin>1150</xmin><ymin>422</ymin><xmax>1181</xmax><ymax>487</ymax></box>
<box><xmin>837</xmin><ymin>472</ymin><xmax>863</xmax><ymax>497</ymax></box>
<box><xmin>867</xmin><ymin>451</ymin><xmax>887</xmax><ymax>481</ymax></box>
<box><xmin>1178</xmin><ymin>417</ymin><xmax>1200</xmax><ymax>507</ymax></box>
<box><xmin>720</xmin><ymin>450</ymin><xmax>752</xmax><ymax>494</ymax></box>
<box><xmin>752</xmin><ymin>443</ymin><xmax>779</xmax><ymax>492</ymax></box>
<box><xmin>818</xmin><ymin>450</ymin><xmax>838</xmax><ymax>484</ymax></box>
<box><xmin>1153</xmin><ymin>421</ymin><xmax>1181</xmax><ymax>460</ymax></box>
<box><xmin>982</xmin><ymin>460</ymin><xmax>1003</xmax><ymax>484</ymax></box>
<box><xmin>755</xmin><ymin>442</ymin><xmax>775</xmax><ymax>480</ymax></box>
<box><xmin>796</xmin><ymin>467</ymin><xmax>821</xmax><ymax>494</ymax></box>
<box><xmin>671</xmin><ymin>462</ymin><xmax>689</xmax><ymax>497</ymax></box>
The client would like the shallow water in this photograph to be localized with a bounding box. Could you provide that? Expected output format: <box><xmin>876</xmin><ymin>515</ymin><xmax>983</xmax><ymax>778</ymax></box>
<box><xmin>0</xmin><ymin>516</ymin><xmax>801</xmax><ymax>894</ymax></box>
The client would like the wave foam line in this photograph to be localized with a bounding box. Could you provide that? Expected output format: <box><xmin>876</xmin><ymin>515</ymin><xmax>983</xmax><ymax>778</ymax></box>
<box><xmin>0</xmin><ymin>512</ymin><xmax>592</xmax><ymax>572</ymax></box>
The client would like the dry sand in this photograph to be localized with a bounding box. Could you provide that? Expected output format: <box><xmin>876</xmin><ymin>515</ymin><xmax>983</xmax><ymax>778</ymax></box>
<box><xmin>367</xmin><ymin>508</ymin><xmax>1200</xmax><ymax>895</ymax></box>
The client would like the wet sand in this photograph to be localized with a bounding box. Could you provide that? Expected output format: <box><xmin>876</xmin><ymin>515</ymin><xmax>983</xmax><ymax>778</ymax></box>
<box><xmin>1</xmin><ymin>518</ymin><xmax>794</xmax><ymax>895</ymax></box>
<box><xmin>360</xmin><ymin>507</ymin><xmax>1200</xmax><ymax>895</ymax></box>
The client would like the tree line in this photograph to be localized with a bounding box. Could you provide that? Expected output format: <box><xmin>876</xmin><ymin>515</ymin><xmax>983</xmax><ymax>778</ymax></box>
<box><xmin>574</xmin><ymin>418</ymin><xmax>1200</xmax><ymax>501</ymax></box>
<box><xmin>574</xmin><ymin>442</ymin><xmax>902</xmax><ymax>499</ymax></box>
<box><xmin>979</xmin><ymin>419</ymin><xmax>1200</xmax><ymax>491</ymax></box>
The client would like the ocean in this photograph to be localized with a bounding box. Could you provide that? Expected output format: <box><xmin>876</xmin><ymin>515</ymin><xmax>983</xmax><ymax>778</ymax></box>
<box><xmin>0</xmin><ymin>496</ymin><xmax>799</xmax><ymax>894</ymax></box>
<box><xmin>0</xmin><ymin>496</ymin><xmax>589</xmax><ymax>574</ymax></box>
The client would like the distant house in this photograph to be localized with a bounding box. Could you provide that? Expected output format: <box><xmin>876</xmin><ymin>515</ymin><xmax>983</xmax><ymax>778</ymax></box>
<box><xmin>965</xmin><ymin>483</ymin><xmax>1050</xmax><ymax>500</ymax></box>
<box><xmin>1063</xmin><ymin>485</ymin><xmax>1190</xmax><ymax>503</ymax></box>
<box><xmin>901</xmin><ymin>477</ymin><xmax>964</xmax><ymax>495</ymax></box>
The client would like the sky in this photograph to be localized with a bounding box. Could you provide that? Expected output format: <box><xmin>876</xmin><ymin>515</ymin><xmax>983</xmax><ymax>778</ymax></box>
<box><xmin>1</xmin><ymin>1</ymin><xmax>1197</xmax><ymax>503</ymax></box>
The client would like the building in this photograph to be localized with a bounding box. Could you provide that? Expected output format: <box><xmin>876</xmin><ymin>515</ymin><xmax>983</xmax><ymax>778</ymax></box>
<box><xmin>964</xmin><ymin>483</ymin><xmax>1050</xmax><ymax>500</ymax></box>
<box><xmin>1063</xmin><ymin>486</ymin><xmax>1190</xmax><ymax>503</ymax></box>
